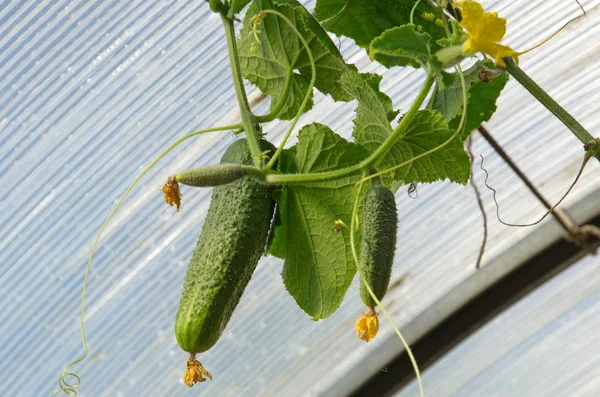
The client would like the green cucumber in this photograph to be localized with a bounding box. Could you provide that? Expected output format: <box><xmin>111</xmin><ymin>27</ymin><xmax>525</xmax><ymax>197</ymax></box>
<box><xmin>175</xmin><ymin>138</ymin><xmax>276</xmax><ymax>354</ymax></box>
<box><xmin>176</xmin><ymin>164</ymin><xmax>247</xmax><ymax>187</ymax></box>
<box><xmin>358</xmin><ymin>182</ymin><xmax>398</xmax><ymax>308</ymax></box>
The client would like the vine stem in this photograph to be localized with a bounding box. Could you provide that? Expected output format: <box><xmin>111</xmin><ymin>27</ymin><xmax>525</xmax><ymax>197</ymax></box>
<box><xmin>222</xmin><ymin>14</ymin><xmax>263</xmax><ymax>168</ymax></box>
<box><xmin>349</xmin><ymin>181</ymin><xmax>425</xmax><ymax>397</ymax></box>
<box><xmin>264</xmin><ymin>73</ymin><xmax>436</xmax><ymax>184</ymax></box>
<box><xmin>52</xmin><ymin>124</ymin><xmax>238</xmax><ymax>396</ymax></box>
<box><xmin>502</xmin><ymin>58</ymin><xmax>599</xmax><ymax>162</ymax></box>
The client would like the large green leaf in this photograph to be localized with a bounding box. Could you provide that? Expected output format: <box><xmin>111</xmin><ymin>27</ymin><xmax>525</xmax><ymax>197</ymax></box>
<box><xmin>314</xmin><ymin>0</ymin><xmax>446</xmax><ymax>51</ymax></box>
<box><xmin>340</xmin><ymin>71</ymin><xmax>396</xmax><ymax>149</ymax></box>
<box><xmin>238</xmin><ymin>0</ymin><xmax>353</xmax><ymax>120</ymax></box>
<box><xmin>341</xmin><ymin>71</ymin><xmax>470</xmax><ymax>189</ymax></box>
<box><xmin>271</xmin><ymin>123</ymin><xmax>369</xmax><ymax>319</ymax></box>
<box><xmin>430</xmin><ymin>61</ymin><xmax>509</xmax><ymax>139</ymax></box>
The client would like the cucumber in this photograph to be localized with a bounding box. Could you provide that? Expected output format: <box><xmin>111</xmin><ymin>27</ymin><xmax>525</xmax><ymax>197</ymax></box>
<box><xmin>358</xmin><ymin>182</ymin><xmax>398</xmax><ymax>309</ymax></box>
<box><xmin>176</xmin><ymin>164</ymin><xmax>247</xmax><ymax>187</ymax></box>
<box><xmin>175</xmin><ymin>138</ymin><xmax>276</xmax><ymax>354</ymax></box>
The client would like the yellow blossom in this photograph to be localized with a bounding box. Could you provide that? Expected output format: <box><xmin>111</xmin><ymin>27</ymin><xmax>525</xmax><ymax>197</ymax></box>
<box><xmin>454</xmin><ymin>1</ymin><xmax>518</xmax><ymax>67</ymax></box>
<box><xmin>162</xmin><ymin>176</ymin><xmax>181</xmax><ymax>211</ymax></box>
<box><xmin>355</xmin><ymin>310</ymin><xmax>379</xmax><ymax>342</ymax></box>
<box><xmin>183</xmin><ymin>355</ymin><xmax>212</xmax><ymax>387</ymax></box>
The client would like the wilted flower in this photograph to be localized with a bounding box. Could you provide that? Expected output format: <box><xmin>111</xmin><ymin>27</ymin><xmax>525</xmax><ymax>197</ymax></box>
<box><xmin>183</xmin><ymin>355</ymin><xmax>212</xmax><ymax>387</ymax></box>
<box><xmin>162</xmin><ymin>176</ymin><xmax>181</xmax><ymax>212</ymax></box>
<box><xmin>355</xmin><ymin>310</ymin><xmax>379</xmax><ymax>342</ymax></box>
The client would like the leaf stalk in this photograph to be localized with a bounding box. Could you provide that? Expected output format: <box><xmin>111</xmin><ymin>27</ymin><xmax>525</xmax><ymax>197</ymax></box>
<box><xmin>222</xmin><ymin>14</ymin><xmax>263</xmax><ymax>168</ymax></box>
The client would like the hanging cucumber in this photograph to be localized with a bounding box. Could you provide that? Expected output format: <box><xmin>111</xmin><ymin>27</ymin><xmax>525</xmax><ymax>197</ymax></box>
<box><xmin>174</xmin><ymin>138</ymin><xmax>276</xmax><ymax>386</ymax></box>
<box><xmin>355</xmin><ymin>181</ymin><xmax>398</xmax><ymax>342</ymax></box>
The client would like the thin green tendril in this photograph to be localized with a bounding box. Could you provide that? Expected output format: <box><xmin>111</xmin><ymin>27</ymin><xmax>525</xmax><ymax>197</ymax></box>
<box><xmin>409</xmin><ymin>0</ymin><xmax>423</xmax><ymax>25</ymax></box>
<box><xmin>51</xmin><ymin>123</ymin><xmax>239</xmax><ymax>396</ymax></box>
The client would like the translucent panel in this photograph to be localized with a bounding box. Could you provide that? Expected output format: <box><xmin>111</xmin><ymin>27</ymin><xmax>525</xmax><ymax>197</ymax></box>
<box><xmin>394</xmin><ymin>254</ymin><xmax>600</xmax><ymax>397</ymax></box>
<box><xmin>0</xmin><ymin>1</ymin><xmax>598</xmax><ymax>396</ymax></box>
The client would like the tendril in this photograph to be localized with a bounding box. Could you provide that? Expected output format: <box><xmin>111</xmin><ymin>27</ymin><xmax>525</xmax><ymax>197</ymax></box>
<box><xmin>51</xmin><ymin>123</ymin><xmax>239</xmax><ymax>396</ymax></box>
<box><xmin>408</xmin><ymin>183</ymin><xmax>419</xmax><ymax>199</ymax></box>
<box><xmin>517</xmin><ymin>0</ymin><xmax>587</xmax><ymax>56</ymax></box>
<box><xmin>479</xmin><ymin>152</ymin><xmax>591</xmax><ymax>228</ymax></box>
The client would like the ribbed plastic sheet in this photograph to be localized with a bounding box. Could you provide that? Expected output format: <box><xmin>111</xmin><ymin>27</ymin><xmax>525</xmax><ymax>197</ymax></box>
<box><xmin>0</xmin><ymin>1</ymin><xmax>598</xmax><ymax>396</ymax></box>
<box><xmin>394</xmin><ymin>253</ymin><xmax>600</xmax><ymax>397</ymax></box>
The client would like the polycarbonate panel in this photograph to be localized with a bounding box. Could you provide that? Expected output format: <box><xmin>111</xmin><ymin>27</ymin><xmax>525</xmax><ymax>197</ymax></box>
<box><xmin>394</xmin><ymin>254</ymin><xmax>600</xmax><ymax>397</ymax></box>
<box><xmin>1</xmin><ymin>1</ymin><xmax>599</xmax><ymax>396</ymax></box>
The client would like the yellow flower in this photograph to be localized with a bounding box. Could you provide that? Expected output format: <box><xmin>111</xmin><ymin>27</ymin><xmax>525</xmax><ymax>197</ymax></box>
<box><xmin>162</xmin><ymin>176</ymin><xmax>181</xmax><ymax>212</ymax></box>
<box><xmin>183</xmin><ymin>355</ymin><xmax>212</xmax><ymax>387</ymax></box>
<box><xmin>355</xmin><ymin>311</ymin><xmax>379</xmax><ymax>342</ymax></box>
<box><xmin>454</xmin><ymin>1</ymin><xmax>518</xmax><ymax>67</ymax></box>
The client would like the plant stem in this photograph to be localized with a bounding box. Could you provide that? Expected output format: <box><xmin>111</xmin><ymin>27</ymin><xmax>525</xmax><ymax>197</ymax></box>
<box><xmin>222</xmin><ymin>14</ymin><xmax>263</xmax><ymax>168</ymax></box>
<box><xmin>503</xmin><ymin>58</ymin><xmax>599</xmax><ymax>162</ymax></box>
<box><xmin>209</xmin><ymin>0</ymin><xmax>228</xmax><ymax>15</ymax></box>
<box><xmin>255</xmin><ymin>67</ymin><xmax>293</xmax><ymax>123</ymax></box>
<box><xmin>264</xmin><ymin>73</ymin><xmax>436</xmax><ymax>184</ymax></box>
<box><xmin>373</xmin><ymin>73</ymin><xmax>436</xmax><ymax>164</ymax></box>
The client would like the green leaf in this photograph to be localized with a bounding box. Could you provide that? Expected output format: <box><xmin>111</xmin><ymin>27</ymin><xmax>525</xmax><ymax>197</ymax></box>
<box><xmin>383</xmin><ymin>110</ymin><xmax>471</xmax><ymax>186</ymax></box>
<box><xmin>341</xmin><ymin>71</ymin><xmax>470</xmax><ymax>188</ymax></box>
<box><xmin>430</xmin><ymin>63</ymin><xmax>482</xmax><ymax>122</ymax></box>
<box><xmin>229</xmin><ymin>0</ymin><xmax>252</xmax><ymax>17</ymax></box>
<box><xmin>314</xmin><ymin>0</ymin><xmax>446</xmax><ymax>51</ymax></box>
<box><xmin>273</xmin><ymin>123</ymin><xmax>369</xmax><ymax>319</ymax></box>
<box><xmin>340</xmin><ymin>71</ymin><xmax>396</xmax><ymax>146</ymax></box>
<box><xmin>266</xmin><ymin>147</ymin><xmax>296</xmax><ymax>259</ymax></box>
<box><xmin>238</xmin><ymin>0</ymin><xmax>353</xmax><ymax>120</ymax></box>
<box><xmin>370</xmin><ymin>24</ymin><xmax>431</xmax><ymax>69</ymax></box>
<box><xmin>266</xmin><ymin>190</ymin><xmax>286</xmax><ymax>258</ymax></box>
<box><xmin>430</xmin><ymin>61</ymin><xmax>509</xmax><ymax>139</ymax></box>
<box><xmin>449</xmin><ymin>73</ymin><xmax>509</xmax><ymax>139</ymax></box>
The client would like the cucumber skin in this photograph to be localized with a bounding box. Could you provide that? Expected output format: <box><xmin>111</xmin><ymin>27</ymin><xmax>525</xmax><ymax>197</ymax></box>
<box><xmin>175</xmin><ymin>139</ymin><xmax>275</xmax><ymax>353</ymax></box>
<box><xmin>358</xmin><ymin>184</ymin><xmax>398</xmax><ymax>309</ymax></box>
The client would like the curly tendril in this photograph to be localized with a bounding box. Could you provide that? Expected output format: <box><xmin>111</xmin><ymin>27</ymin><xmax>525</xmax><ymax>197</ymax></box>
<box><xmin>51</xmin><ymin>124</ymin><xmax>239</xmax><ymax>396</ymax></box>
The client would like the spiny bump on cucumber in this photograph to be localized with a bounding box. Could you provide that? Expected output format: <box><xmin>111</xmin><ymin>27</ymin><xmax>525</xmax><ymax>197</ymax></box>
<box><xmin>175</xmin><ymin>138</ymin><xmax>276</xmax><ymax>385</ymax></box>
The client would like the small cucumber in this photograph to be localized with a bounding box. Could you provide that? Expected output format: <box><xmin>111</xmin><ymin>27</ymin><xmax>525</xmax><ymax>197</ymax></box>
<box><xmin>176</xmin><ymin>164</ymin><xmax>247</xmax><ymax>187</ymax></box>
<box><xmin>358</xmin><ymin>182</ymin><xmax>398</xmax><ymax>309</ymax></box>
<box><xmin>175</xmin><ymin>138</ymin><xmax>276</xmax><ymax>354</ymax></box>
